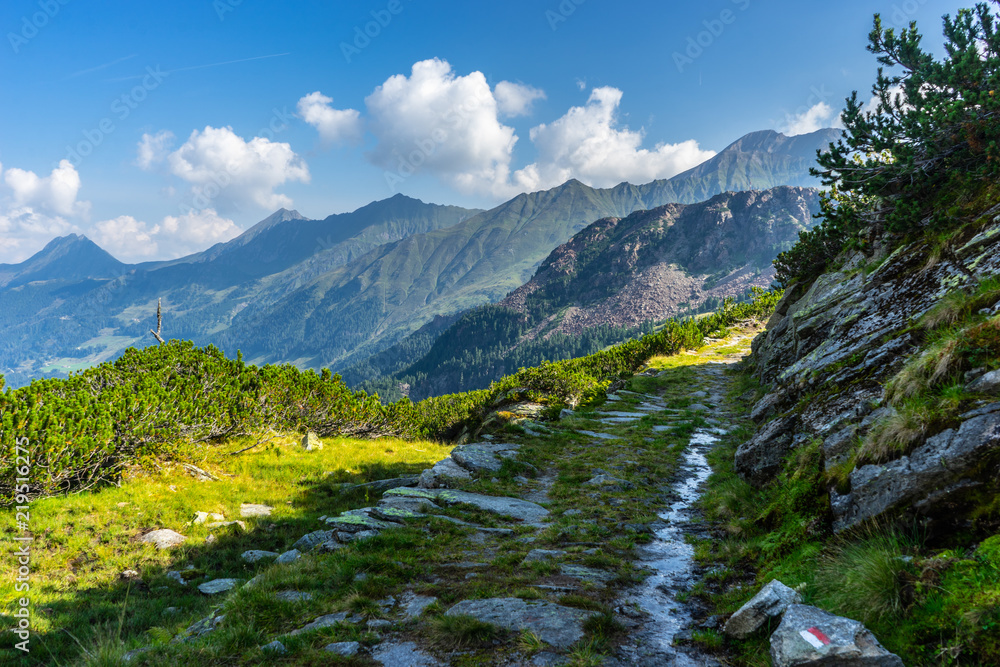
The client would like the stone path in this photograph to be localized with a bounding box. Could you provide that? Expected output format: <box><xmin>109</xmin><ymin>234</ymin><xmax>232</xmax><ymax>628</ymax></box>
<box><xmin>154</xmin><ymin>329</ymin><xmax>758</xmax><ymax>665</ymax></box>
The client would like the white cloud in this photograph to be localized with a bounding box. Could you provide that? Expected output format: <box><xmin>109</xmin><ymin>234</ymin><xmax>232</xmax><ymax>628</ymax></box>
<box><xmin>136</xmin><ymin>130</ymin><xmax>175</xmax><ymax>170</ymax></box>
<box><xmin>167</xmin><ymin>126</ymin><xmax>310</xmax><ymax>212</ymax></box>
<box><xmin>297</xmin><ymin>91</ymin><xmax>363</xmax><ymax>144</ymax></box>
<box><xmin>3</xmin><ymin>159</ymin><xmax>89</xmax><ymax>217</ymax></box>
<box><xmin>92</xmin><ymin>209</ymin><xmax>240</xmax><ymax>262</ymax></box>
<box><xmin>861</xmin><ymin>84</ymin><xmax>907</xmax><ymax>116</ymax></box>
<box><xmin>0</xmin><ymin>161</ymin><xmax>90</xmax><ymax>263</ymax></box>
<box><xmin>364</xmin><ymin>58</ymin><xmax>518</xmax><ymax>197</ymax></box>
<box><xmin>778</xmin><ymin>101</ymin><xmax>840</xmax><ymax>136</ymax></box>
<box><xmin>494</xmin><ymin>81</ymin><xmax>546</xmax><ymax>117</ymax></box>
<box><xmin>511</xmin><ymin>87</ymin><xmax>716</xmax><ymax>192</ymax></box>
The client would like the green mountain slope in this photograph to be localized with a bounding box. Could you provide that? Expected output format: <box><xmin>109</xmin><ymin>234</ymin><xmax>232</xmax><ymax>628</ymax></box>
<box><xmin>359</xmin><ymin>186</ymin><xmax>821</xmax><ymax>400</ymax></box>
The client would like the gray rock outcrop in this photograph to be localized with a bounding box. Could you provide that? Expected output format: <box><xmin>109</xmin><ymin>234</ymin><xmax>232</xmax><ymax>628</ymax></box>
<box><xmin>140</xmin><ymin>529</ymin><xmax>187</xmax><ymax>550</ymax></box>
<box><xmin>770</xmin><ymin>604</ymin><xmax>903</xmax><ymax>666</ymax></box>
<box><xmin>445</xmin><ymin>598</ymin><xmax>596</xmax><ymax>650</ymax></box>
<box><xmin>723</xmin><ymin>580</ymin><xmax>802</xmax><ymax>638</ymax></box>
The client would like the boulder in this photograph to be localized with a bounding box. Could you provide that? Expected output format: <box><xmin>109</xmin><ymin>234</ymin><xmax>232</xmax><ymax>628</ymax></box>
<box><xmin>301</xmin><ymin>432</ymin><xmax>323</xmax><ymax>451</ymax></box>
<box><xmin>723</xmin><ymin>580</ymin><xmax>803</xmax><ymax>638</ymax></box>
<box><xmin>445</xmin><ymin>598</ymin><xmax>596</xmax><ymax>650</ymax></box>
<box><xmin>261</xmin><ymin>640</ymin><xmax>286</xmax><ymax>654</ymax></box>
<box><xmin>340</xmin><ymin>476</ymin><xmax>419</xmax><ymax>495</ymax></box>
<box><xmin>175</xmin><ymin>613</ymin><xmax>225</xmax><ymax>643</ymax></box>
<box><xmin>451</xmin><ymin>443</ymin><xmax>520</xmax><ymax>474</ymax></box>
<box><xmin>292</xmin><ymin>529</ymin><xmax>334</xmax><ymax>551</ymax></box>
<box><xmin>324</xmin><ymin>513</ymin><xmax>396</xmax><ymax>533</ymax></box>
<box><xmin>400</xmin><ymin>593</ymin><xmax>438</xmax><ymax>619</ymax></box>
<box><xmin>418</xmin><ymin>457</ymin><xmax>472</xmax><ymax>488</ymax></box>
<box><xmin>770</xmin><ymin>604</ymin><xmax>903</xmax><ymax>666</ymax></box>
<box><xmin>275</xmin><ymin>549</ymin><xmax>301</xmax><ymax>564</ymax></box>
<box><xmin>969</xmin><ymin>369</ymin><xmax>1000</xmax><ymax>395</ymax></box>
<box><xmin>140</xmin><ymin>529</ymin><xmax>187</xmax><ymax>550</ymax></box>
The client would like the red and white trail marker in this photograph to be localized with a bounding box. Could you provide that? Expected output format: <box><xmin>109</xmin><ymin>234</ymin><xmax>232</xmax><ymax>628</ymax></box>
<box><xmin>799</xmin><ymin>626</ymin><xmax>832</xmax><ymax>650</ymax></box>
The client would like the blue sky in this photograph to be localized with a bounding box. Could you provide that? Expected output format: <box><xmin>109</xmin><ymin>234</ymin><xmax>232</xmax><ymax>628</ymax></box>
<box><xmin>0</xmin><ymin>0</ymin><xmax>968</xmax><ymax>263</ymax></box>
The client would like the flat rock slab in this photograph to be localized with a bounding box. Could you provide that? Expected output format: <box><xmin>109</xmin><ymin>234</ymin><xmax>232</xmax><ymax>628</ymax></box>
<box><xmin>577</xmin><ymin>430</ymin><xmax>620</xmax><ymax>440</ymax></box>
<box><xmin>598</xmin><ymin>411</ymin><xmax>646</xmax><ymax>418</ymax></box>
<box><xmin>371</xmin><ymin>641</ymin><xmax>443</xmax><ymax>666</ymax></box>
<box><xmin>240</xmin><ymin>503</ymin><xmax>273</xmax><ymax>518</ymax></box>
<box><xmin>371</xmin><ymin>506</ymin><xmax>427</xmax><ymax>523</ymax></box>
<box><xmin>324</xmin><ymin>513</ymin><xmax>397</xmax><ymax>532</ymax></box>
<box><xmin>141</xmin><ymin>529</ymin><xmax>187</xmax><ymax>550</ymax></box>
<box><xmin>378</xmin><ymin>495</ymin><xmax>437</xmax><ymax>513</ymax></box>
<box><xmin>687</xmin><ymin>403</ymin><xmax>710</xmax><ymax>412</ymax></box>
<box><xmin>724</xmin><ymin>579</ymin><xmax>802</xmax><ymax>638</ymax></box>
<box><xmin>770</xmin><ymin>604</ymin><xmax>903</xmax><ymax>666</ymax></box>
<box><xmin>198</xmin><ymin>579</ymin><xmax>240</xmax><ymax>595</ymax></box>
<box><xmin>325</xmin><ymin>641</ymin><xmax>360</xmax><ymax>656</ymax></box>
<box><xmin>241</xmin><ymin>550</ymin><xmax>278</xmax><ymax>563</ymax></box>
<box><xmin>385</xmin><ymin>487</ymin><xmax>549</xmax><ymax>524</ymax></box>
<box><xmin>289</xmin><ymin>612</ymin><xmax>349</xmax><ymax>636</ymax></box>
<box><xmin>599</xmin><ymin>417</ymin><xmax>642</xmax><ymax>425</ymax></box>
<box><xmin>523</xmin><ymin>549</ymin><xmax>565</xmax><ymax>564</ymax></box>
<box><xmin>400</xmin><ymin>593</ymin><xmax>438</xmax><ymax>619</ymax></box>
<box><xmin>559</xmin><ymin>564</ymin><xmax>614</xmax><ymax>586</ymax></box>
<box><xmin>446</xmin><ymin>598</ymin><xmax>596</xmax><ymax>650</ymax></box>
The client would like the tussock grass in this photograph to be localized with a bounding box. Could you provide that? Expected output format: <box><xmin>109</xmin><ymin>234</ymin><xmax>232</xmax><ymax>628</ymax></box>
<box><xmin>425</xmin><ymin>614</ymin><xmax>503</xmax><ymax>650</ymax></box>
<box><xmin>812</xmin><ymin>527</ymin><xmax>916</xmax><ymax>624</ymax></box>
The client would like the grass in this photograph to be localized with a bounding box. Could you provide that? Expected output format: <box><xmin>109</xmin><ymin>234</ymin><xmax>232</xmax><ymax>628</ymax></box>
<box><xmin>0</xmin><ymin>433</ymin><xmax>451</xmax><ymax>666</ymax></box>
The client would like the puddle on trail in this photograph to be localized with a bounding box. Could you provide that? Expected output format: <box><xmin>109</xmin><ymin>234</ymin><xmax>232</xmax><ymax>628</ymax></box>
<box><xmin>620</xmin><ymin>428</ymin><xmax>724</xmax><ymax>664</ymax></box>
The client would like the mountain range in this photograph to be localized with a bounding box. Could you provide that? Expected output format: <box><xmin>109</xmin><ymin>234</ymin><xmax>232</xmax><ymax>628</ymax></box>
<box><xmin>0</xmin><ymin>128</ymin><xmax>838</xmax><ymax>388</ymax></box>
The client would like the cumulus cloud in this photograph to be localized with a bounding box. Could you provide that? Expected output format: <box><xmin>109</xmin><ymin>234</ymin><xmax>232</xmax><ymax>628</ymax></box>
<box><xmin>297</xmin><ymin>91</ymin><xmax>363</xmax><ymax>144</ymax></box>
<box><xmin>92</xmin><ymin>209</ymin><xmax>240</xmax><ymax>262</ymax></box>
<box><xmin>778</xmin><ymin>101</ymin><xmax>841</xmax><ymax>136</ymax></box>
<box><xmin>494</xmin><ymin>81</ymin><xmax>546</xmax><ymax>117</ymax></box>
<box><xmin>3</xmin><ymin>159</ymin><xmax>89</xmax><ymax>217</ymax></box>
<box><xmin>167</xmin><ymin>126</ymin><xmax>310</xmax><ymax>212</ymax></box>
<box><xmin>136</xmin><ymin>130</ymin><xmax>175</xmax><ymax>170</ymax></box>
<box><xmin>511</xmin><ymin>87</ymin><xmax>716</xmax><ymax>192</ymax></box>
<box><xmin>0</xmin><ymin>160</ymin><xmax>91</xmax><ymax>263</ymax></box>
<box><xmin>365</xmin><ymin>58</ymin><xmax>518</xmax><ymax>197</ymax></box>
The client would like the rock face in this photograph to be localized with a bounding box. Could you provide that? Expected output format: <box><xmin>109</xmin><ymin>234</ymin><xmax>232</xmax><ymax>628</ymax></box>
<box><xmin>770</xmin><ymin>605</ymin><xmax>904</xmax><ymax>666</ymax></box>
<box><xmin>742</xmin><ymin>220</ymin><xmax>1000</xmax><ymax>532</ymax></box>
<box><xmin>445</xmin><ymin>598</ymin><xmax>596</xmax><ymax>650</ymax></box>
<box><xmin>724</xmin><ymin>580</ymin><xmax>803</xmax><ymax>638</ymax></box>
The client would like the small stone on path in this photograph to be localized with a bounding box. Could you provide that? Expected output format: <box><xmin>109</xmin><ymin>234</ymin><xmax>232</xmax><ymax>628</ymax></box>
<box><xmin>325</xmin><ymin>641</ymin><xmax>360</xmax><ymax>656</ymax></box>
<box><xmin>275</xmin><ymin>549</ymin><xmax>301</xmax><ymax>564</ymax></box>
<box><xmin>371</xmin><ymin>641</ymin><xmax>442</xmax><ymax>666</ymax></box>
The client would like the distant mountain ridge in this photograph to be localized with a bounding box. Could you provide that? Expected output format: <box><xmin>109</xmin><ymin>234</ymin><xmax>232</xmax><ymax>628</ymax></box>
<box><xmin>0</xmin><ymin>127</ymin><xmax>839</xmax><ymax>388</ymax></box>
<box><xmin>218</xmin><ymin>128</ymin><xmax>840</xmax><ymax>372</ymax></box>
<box><xmin>353</xmin><ymin>186</ymin><xmax>822</xmax><ymax>401</ymax></box>
<box><xmin>0</xmin><ymin>235</ymin><xmax>128</xmax><ymax>289</ymax></box>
